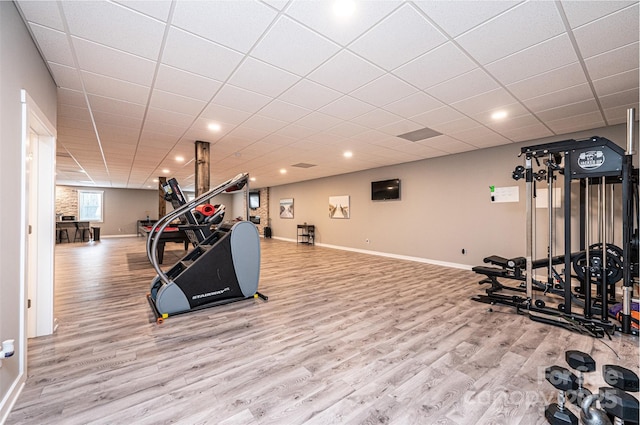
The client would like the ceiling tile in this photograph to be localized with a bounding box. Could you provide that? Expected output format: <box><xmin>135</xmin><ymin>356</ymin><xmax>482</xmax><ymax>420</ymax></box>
<box><xmin>325</xmin><ymin>122</ymin><xmax>369</xmax><ymax>138</ymax></box>
<box><xmin>350</xmin><ymin>74</ymin><xmax>415</xmax><ymax>107</ymax></box>
<box><xmin>486</xmin><ymin>34</ymin><xmax>578</xmax><ymax>86</ymax></box>
<box><xmin>450</xmin><ymin>126</ymin><xmax>512</xmax><ymax>148</ymax></box>
<box><xmin>200</xmin><ymin>104</ymin><xmax>251</xmax><ymax>125</ymax></box>
<box><xmin>428</xmin><ymin>116</ymin><xmax>480</xmax><ymax>134</ymax></box>
<box><xmin>377</xmin><ymin>119</ymin><xmax>423</xmax><ymax>136</ymax></box>
<box><xmin>146</xmin><ymin>107</ymin><xmax>194</xmax><ymax>128</ymax></box>
<box><xmin>536</xmin><ymin>99</ymin><xmax>600</xmax><ymax>122</ymax></box>
<box><xmin>522</xmin><ymin>84</ymin><xmax>594</xmax><ymax>113</ymax></box>
<box><xmin>451</xmin><ymin>88</ymin><xmax>519</xmax><ymax>116</ymax></box>
<box><xmin>593</xmin><ymin>68</ymin><xmax>639</xmax><ymax>97</ymax></box>
<box><xmin>211</xmin><ymin>85</ymin><xmax>272</xmax><ymax>114</ymax></box>
<box><xmin>498</xmin><ymin>123</ymin><xmax>554</xmax><ymax>142</ymax></box>
<box><xmin>604</xmin><ymin>103</ymin><xmax>640</xmax><ymax>125</ymax></box>
<box><xmin>113</xmin><ymin>1</ymin><xmax>172</xmax><ymax>21</ymax></box>
<box><xmin>57</xmin><ymin>88</ymin><xmax>86</xmax><ymax>108</ymax></box>
<box><xmin>243</xmin><ymin>115</ymin><xmax>289</xmax><ymax>134</ymax></box>
<box><xmin>294</xmin><ymin>112</ymin><xmax>343</xmax><ymax>131</ymax></box>
<box><xmin>319</xmin><ymin>96</ymin><xmax>376</xmax><ymax>120</ymax></box>
<box><xmin>455</xmin><ymin>1</ymin><xmax>565</xmax><ymax>65</ymax></box>
<box><xmin>80</xmin><ymin>71</ymin><xmax>150</xmax><ymax>104</ymax></box>
<box><xmin>417</xmin><ymin>134</ymin><xmax>475</xmax><ymax>154</ymax></box>
<box><xmin>149</xmin><ymin>89</ymin><xmax>207</xmax><ymax>116</ymax></box>
<box><xmin>162</xmin><ymin>27</ymin><xmax>244</xmax><ymax>81</ymax></box>
<box><xmin>393</xmin><ymin>41</ymin><xmax>477</xmax><ymax>90</ymax></box>
<box><xmin>155</xmin><ymin>65</ymin><xmax>222</xmax><ymax>102</ymax></box>
<box><xmin>258</xmin><ymin>100</ymin><xmax>312</xmax><ymax>122</ymax></box>
<box><xmin>17</xmin><ymin>1</ymin><xmax>64</xmax><ymax>31</ymax></box>
<box><xmin>278</xmin><ymin>78</ymin><xmax>342</xmax><ymax>110</ymax></box>
<box><xmin>307</xmin><ymin>50</ymin><xmax>384</xmax><ymax>94</ymax></box>
<box><xmin>72</xmin><ymin>37</ymin><xmax>156</xmax><ymax>86</ymax></box>
<box><xmin>483</xmin><ymin>113</ymin><xmax>542</xmax><ymax>132</ymax></box>
<box><xmin>507</xmin><ymin>62</ymin><xmax>587</xmax><ymax>100</ymax></box>
<box><xmin>251</xmin><ymin>16</ymin><xmax>341</xmax><ymax>76</ymax></box>
<box><xmin>546</xmin><ymin>110</ymin><xmax>605</xmax><ymax>134</ymax></box>
<box><xmin>87</xmin><ymin>94</ymin><xmax>146</xmax><ymax>119</ymax></box>
<box><xmin>561</xmin><ymin>1</ymin><xmax>635</xmax><ymax>28</ymax></box>
<box><xmin>228</xmin><ymin>57</ymin><xmax>300</xmax><ymax>98</ymax></box>
<box><xmin>410</xmin><ymin>106</ymin><xmax>467</xmax><ymax>127</ymax></box>
<box><xmin>273</xmin><ymin>124</ymin><xmax>318</xmax><ymax>139</ymax></box>
<box><xmin>61</xmin><ymin>1</ymin><xmax>165</xmax><ymax>60</ymax></box>
<box><xmin>414</xmin><ymin>1</ymin><xmax>520</xmax><ymax>37</ymax></box>
<box><xmin>350</xmin><ymin>4</ymin><xmax>446</xmax><ymax>71</ymax></box>
<box><xmin>351</xmin><ymin>108</ymin><xmax>403</xmax><ymax>128</ymax></box>
<box><xmin>382</xmin><ymin>92</ymin><xmax>443</xmax><ymax>118</ymax></box>
<box><xmin>572</xmin><ymin>3</ymin><xmax>639</xmax><ymax>58</ymax></box>
<box><xmin>48</xmin><ymin>62</ymin><xmax>83</xmax><ymax>91</ymax></box>
<box><xmin>28</xmin><ymin>24</ymin><xmax>74</xmax><ymax>67</ymax></box>
<box><xmin>284</xmin><ymin>0</ymin><xmax>400</xmax><ymax>46</ymax></box>
<box><xmin>426</xmin><ymin>68</ymin><xmax>499</xmax><ymax>104</ymax></box>
<box><xmin>598</xmin><ymin>88</ymin><xmax>640</xmax><ymax>110</ymax></box>
<box><xmin>584</xmin><ymin>42</ymin><xmax>639</xmax><ymax>80</ymax></box>
<box><xmin>172</xmin><ymin>1</ymin><xmax>276</xmax><ymax>53</ymax></box>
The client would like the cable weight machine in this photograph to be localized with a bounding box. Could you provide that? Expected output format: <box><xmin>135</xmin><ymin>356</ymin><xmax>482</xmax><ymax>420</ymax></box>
<box><xmin>474</xmin><ymin>109</ymin><xmax>638</xmax><ymax>336</ymax></box>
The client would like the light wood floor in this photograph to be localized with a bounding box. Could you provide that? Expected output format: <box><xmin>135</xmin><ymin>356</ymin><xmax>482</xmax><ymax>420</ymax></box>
<box><xmin>6</xmin><ymin>237</ymin><xmax>639</xmax><ymax>424</ymax></box>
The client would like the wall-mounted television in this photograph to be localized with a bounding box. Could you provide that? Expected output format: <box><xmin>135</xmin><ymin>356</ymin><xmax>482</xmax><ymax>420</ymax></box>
<box><xmin>371</xmin><ymin>179</ymin><xmax>400</xmax><ymax>201</ymax></box>
<box><xmin>249</xmin><ymin>191</ymin><xmax>260</xmax><ymax>209</ymax></box>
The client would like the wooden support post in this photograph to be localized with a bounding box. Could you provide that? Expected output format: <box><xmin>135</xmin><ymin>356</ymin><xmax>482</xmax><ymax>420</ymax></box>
<box><xmin>158</xmin><ymin>176</ymin><xmax>167</xmax><ymax>219</ymax></box>
<box><xmin>195</xmin><ymin>140</ymin><xmax>210</xmax><ymax>197</ymax></box>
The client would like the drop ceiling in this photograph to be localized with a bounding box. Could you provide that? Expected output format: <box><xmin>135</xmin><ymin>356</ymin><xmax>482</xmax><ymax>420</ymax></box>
<box><xmin>15</xmin><ymin>0</ymin><xmax>640</xmax><ymax>190</ymax></box>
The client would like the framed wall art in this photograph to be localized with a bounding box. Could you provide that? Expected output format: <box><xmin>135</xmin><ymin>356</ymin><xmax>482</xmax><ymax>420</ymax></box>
<box><xmin>280</xmin><ymin>198</ymin><xmax>294</xmax><ymax>218</ymax></box>
<box><xmin>329</xmin><ymin>195</ymin><xmax>349</xmax><ymax>219</ymax></box>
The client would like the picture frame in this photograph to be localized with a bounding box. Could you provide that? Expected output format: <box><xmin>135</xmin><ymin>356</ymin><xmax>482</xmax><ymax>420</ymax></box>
<box><xmin>280</xmin><ymin>198</ymin><xmax>294</xmax><ymax>219</ymax></box>
<box><xmin>329</xmin><ymin>195</ymin><xmax>349</xmax><ymax>219</ymax></box>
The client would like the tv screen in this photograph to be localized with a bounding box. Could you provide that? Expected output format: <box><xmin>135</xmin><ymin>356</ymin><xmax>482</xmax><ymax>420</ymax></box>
<box><xmin>371</xmin><ymin>179</ymin><xmax>400</xmax><ymax>201</ymax></box>
<box><xmin>249</xmin><ymin>192</ymin><xmax>260</xmax><ymax>209</ymax></box>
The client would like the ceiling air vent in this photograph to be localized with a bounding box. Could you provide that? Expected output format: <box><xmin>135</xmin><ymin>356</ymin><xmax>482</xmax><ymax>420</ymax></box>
<box><xmin>397</xmin><ymin>127</ymin><xmax>442</xmax><ymax>142</ymax></box>
<box><xmin>291</xmin><ymin>163</ymin><xmax>317</xmax><ymax>168</ymax></box>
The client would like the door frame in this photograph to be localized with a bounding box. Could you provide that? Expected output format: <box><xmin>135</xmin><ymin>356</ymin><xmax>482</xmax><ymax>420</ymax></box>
<box><xmin>20</xmin><ymin>89</ymin><xmax>56</xmax><ymax>351</ymax></box>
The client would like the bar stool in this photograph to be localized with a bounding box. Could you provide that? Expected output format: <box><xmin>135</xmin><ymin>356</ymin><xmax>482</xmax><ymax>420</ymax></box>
<box><xmin>57</xmin><ymin>227</ymin><xmax>70</xmax><ymax>243</ymax></box>
<box><xmin>74</xmin><ymin>222</ymin><xmax>92</xmax><ymax>242</ymax></box>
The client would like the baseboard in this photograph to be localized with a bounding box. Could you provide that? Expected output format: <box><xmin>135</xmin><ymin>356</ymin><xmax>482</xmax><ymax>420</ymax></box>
<box><xmin>271</xmin><ymin>237</ymin><xmax>472</xmax><ymax>270</ymax></box>
<box><xmin>101</xmin><ymin>234</ymin><xmax>138</xmax><ymax>239</ymax></box>
<box><xmin>0</xmin><ymin>374</ymin><xmax>25</xmax><ymax>424</ymax></box>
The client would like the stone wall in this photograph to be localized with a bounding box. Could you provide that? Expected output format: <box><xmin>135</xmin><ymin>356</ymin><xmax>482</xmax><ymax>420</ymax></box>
<box><xmin>250</xmin><ymin>188</ymin><xmax>270</xmax><ymax>236</ymax></box>
<box><xmin>55</xmin><ymin>186</ymin><xmax>78</xmax><ymax>219</ymax></box>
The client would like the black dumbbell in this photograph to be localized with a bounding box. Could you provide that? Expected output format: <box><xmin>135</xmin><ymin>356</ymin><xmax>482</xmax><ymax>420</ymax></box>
<box><xmin>566</xmin><ymin>350</ymin><xmax>596</xmax><ymax>406</ymax></box>
<box><xmin>603</xmin><ymin>365</ymin><xmax>639</xmax><ymax>393</ymax></box>
<box><xmin>545</xmin><ymin>365</ymin><xmax>579</xmax><ymax>425</ymax></box>
<box><xmin>599</xmin><ymin>387</ymin><xmax>639</xmax><ymax>424</ymax></box>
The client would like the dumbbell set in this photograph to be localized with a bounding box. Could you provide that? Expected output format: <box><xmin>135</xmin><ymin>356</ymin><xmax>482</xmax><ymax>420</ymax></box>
<box><xmin>545</xmin><ymin>350</ymin><xmax>639</xmax><ymax>425</ymax></box>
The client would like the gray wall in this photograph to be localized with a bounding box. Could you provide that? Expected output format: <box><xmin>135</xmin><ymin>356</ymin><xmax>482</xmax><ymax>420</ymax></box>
<box><xmin>0</xmin><ymin>1</ymin><xmax>57</xmax><ymax>417</ymax></box>
<box><xmin>269</xmin><ymin>123</ymin><xmax>635</xmax><ymax>268</ymax></box>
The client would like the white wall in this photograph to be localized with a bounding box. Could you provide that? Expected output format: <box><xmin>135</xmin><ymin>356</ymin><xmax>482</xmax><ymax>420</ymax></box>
<box><xmin>0</xmin><ymin>1</ymin><xmax>57</xmax><ymax>420</ymax></box>
<box><xmin>269</xmin><ymin>123</ymin><xmax>636</xmax><ymax>268</ymax></box>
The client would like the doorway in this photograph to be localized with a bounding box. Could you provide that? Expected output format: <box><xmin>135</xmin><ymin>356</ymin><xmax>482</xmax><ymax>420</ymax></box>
<box><xmin>21</xmin><ymin>89</ymin><xmax>56</xmax><ymax>349</ymax></box>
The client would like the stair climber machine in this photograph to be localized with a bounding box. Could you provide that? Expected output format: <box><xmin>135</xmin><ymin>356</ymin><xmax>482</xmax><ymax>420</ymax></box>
<box><xmin>146</xmin><ymin>173</ymin><xmax>267</xmax><ymax>323</ymax></box>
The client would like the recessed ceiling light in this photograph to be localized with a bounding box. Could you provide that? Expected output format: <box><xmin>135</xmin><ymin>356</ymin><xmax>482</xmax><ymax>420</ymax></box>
<box><xmin>152</xmin><ymin>178</ymin><xmax>158</xmax><ymax>183</ymax></box>
<box><xmin>491</xmin><ymin>110</ymin><xmax>508</xmax><ymax>120</ymax></box>
<box><xmin>343</xmin><ymin>151</ymin><xmax>353</xmax><ymax>158</ymax></box>
<box><xmin>208</xmin><ymin>123</ymin><xmax>221</xmax><ymax>132</ymax></box>
<box><xmin>175</xmin><ymin>156</ymin><xmax>184</xmax><ymax>162</ymax></box>
<box><xmin>280</xmin><ymin>168</ymin><xmax>287</xmax><ymax>174</ymax></box>
<box><xmin>250</xmin><ymin>177</ymin><xmax>256</xmax><ymax>182</ymax></box>
<box><xmin>162</xmin><ymin>169</ymin><xmax>170</xmax><ymax>174</ymax></box>
<box><xmin>333</xmin><ymin>0</ymin><xmax>355</xmax><ymax>18</ymax></box>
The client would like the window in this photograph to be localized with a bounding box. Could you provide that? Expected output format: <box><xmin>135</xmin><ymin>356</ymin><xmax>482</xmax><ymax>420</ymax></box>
<box><xmin>78</xmin><ymin>190</ymin><xmax>103</xmax><ymax>222</ymax></box>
